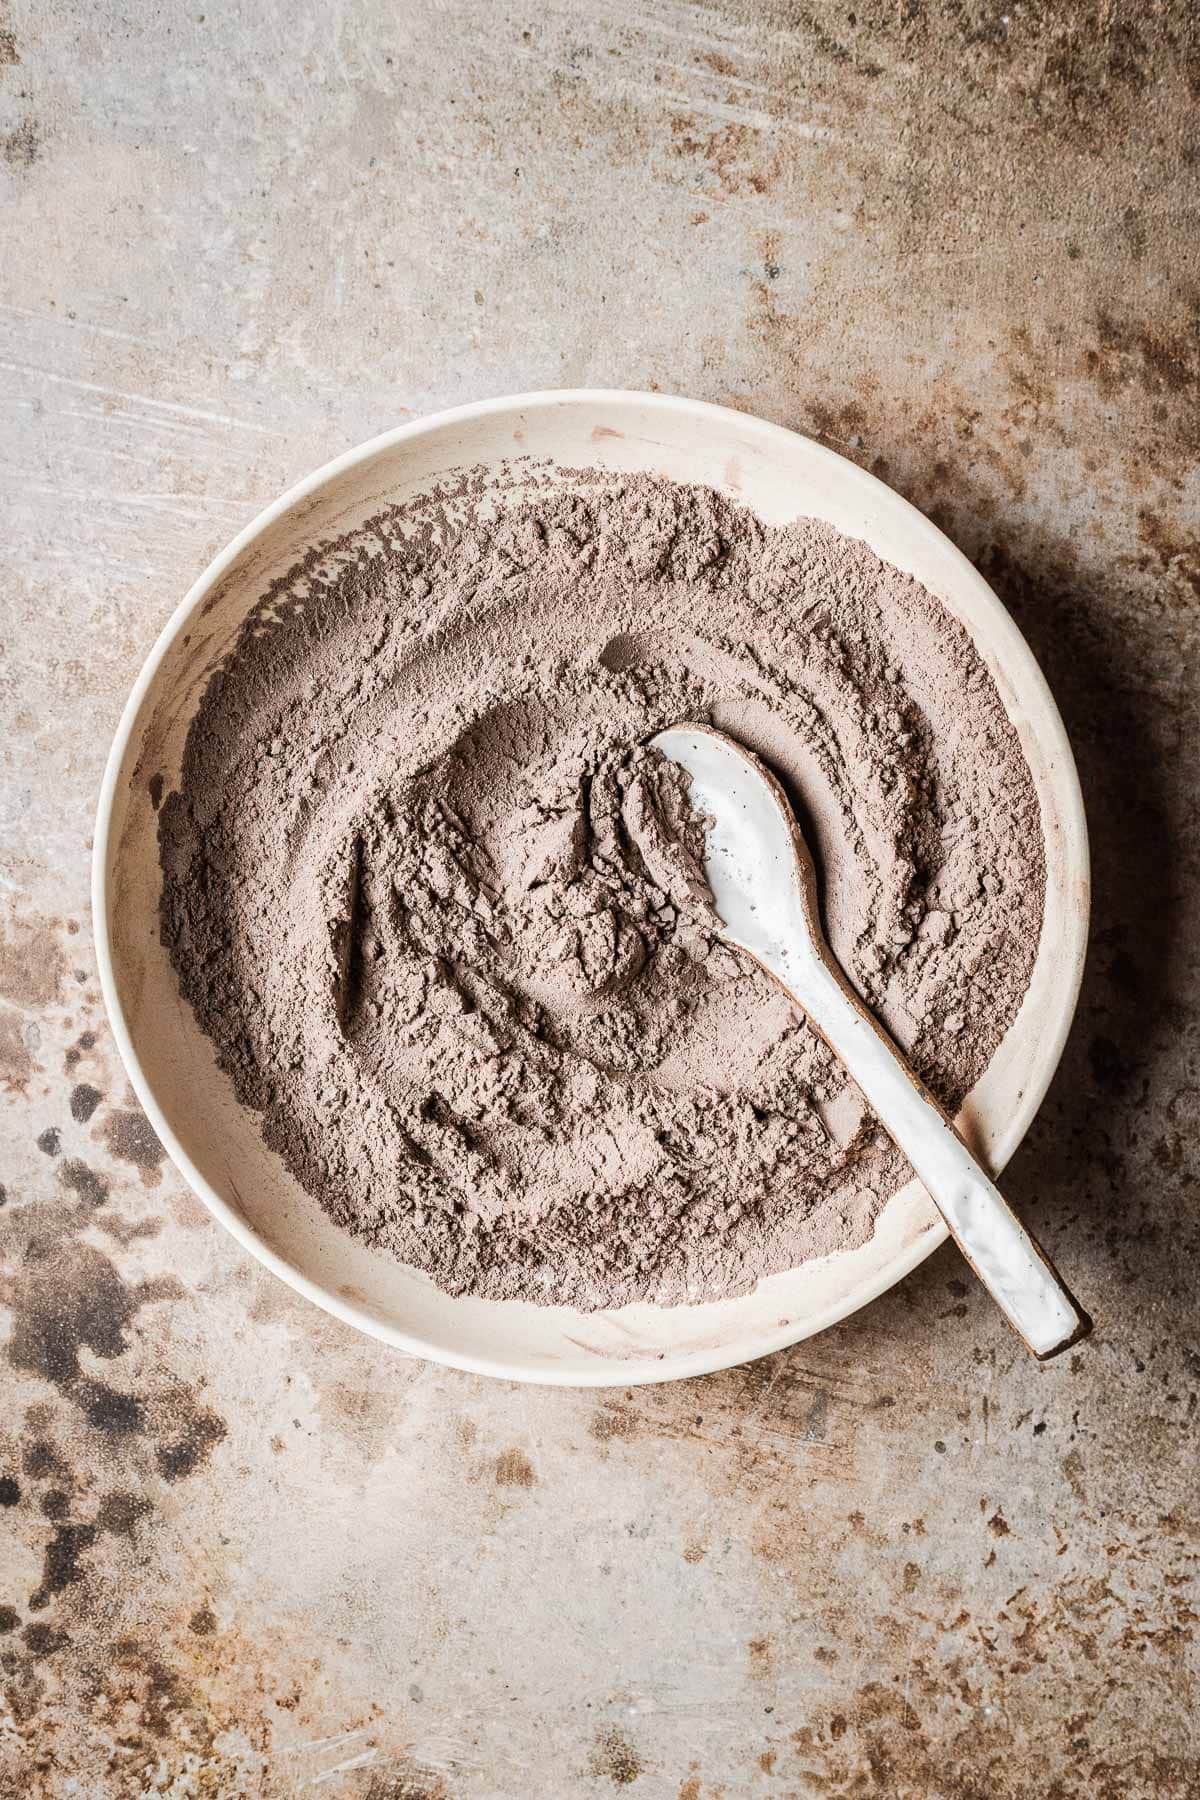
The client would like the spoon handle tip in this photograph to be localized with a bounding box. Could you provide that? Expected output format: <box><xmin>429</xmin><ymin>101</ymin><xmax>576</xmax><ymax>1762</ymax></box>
<box><xmin>788</xmin><ymin>958</ymin><xmax>1087</xmax><ymax>1360</ymax></box>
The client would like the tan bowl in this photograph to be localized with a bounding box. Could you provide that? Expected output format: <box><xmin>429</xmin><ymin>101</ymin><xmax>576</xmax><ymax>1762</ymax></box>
<box><xmin>94</xmin><ymin>391</ymin><xmax>1089</xmax><ymax>1386</ymax></box>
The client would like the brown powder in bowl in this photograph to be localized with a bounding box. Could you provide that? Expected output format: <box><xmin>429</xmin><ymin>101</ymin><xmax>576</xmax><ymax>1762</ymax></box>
<box><xmin>159</xmin><ymin>472</ymin><xmax>1044</xmax><ymax>1309</ymax></box>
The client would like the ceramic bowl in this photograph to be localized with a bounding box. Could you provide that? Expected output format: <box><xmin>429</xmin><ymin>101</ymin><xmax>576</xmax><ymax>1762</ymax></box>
<box><xmin>93</xmin><ymin>391</ymin><xmax>1089</xmax><ymax>1385</ymax></box>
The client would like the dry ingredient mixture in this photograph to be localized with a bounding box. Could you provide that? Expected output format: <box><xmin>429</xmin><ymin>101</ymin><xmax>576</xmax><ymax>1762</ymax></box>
<box><xmin>159</xmin><ymin>472</ymin><xmax>1045</xmax><ymax>1308</ymax></box>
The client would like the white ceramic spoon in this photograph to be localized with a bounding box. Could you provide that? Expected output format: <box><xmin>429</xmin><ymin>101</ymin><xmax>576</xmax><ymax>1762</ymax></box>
<box><xmin>651</xmin><ymin>724</ymin><xmax>1087</xmax><ymax>1359</ymax></box>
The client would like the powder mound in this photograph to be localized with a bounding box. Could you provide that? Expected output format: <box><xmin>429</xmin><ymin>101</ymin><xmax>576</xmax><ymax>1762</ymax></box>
<box><xmin>159</xmin><ymin>472</ymin><xmax>1045</xmax><ymax>1308</ymax></box>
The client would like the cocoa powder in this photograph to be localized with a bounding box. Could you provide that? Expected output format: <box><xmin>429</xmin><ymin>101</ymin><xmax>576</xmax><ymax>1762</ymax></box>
<box><xmin>159</xmin><ymin>472</ymin><xmax>1045</xmax><ymax>1308</ymax></box>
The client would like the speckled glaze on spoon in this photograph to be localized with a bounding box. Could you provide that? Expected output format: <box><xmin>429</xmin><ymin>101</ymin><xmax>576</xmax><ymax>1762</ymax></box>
<box><xmin>652</xmin><ymin>724</ymin><xmax>1088</xmax><ymax>1359</ymax></box>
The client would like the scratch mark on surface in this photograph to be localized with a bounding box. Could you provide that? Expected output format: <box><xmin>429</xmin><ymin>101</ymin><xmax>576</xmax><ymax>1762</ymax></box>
<box><xmin>0</xmin><ymin>302</ymin><xmax>161</xmax><ymax>349</ymax></box>
<box><xmin>622</xmin><ymin>80</ymin><xmax>833</xmax><ymax>139</ymax></box>
<box><xmin>52</xmin><ymin>404</ymin><xmax>225</xmax><ymax>440</ymax></box>
<box><xmin>283</xmin><ymin>1726</ymin><xmax>374</xmax><ymax>1757</ymax></box>
<box><xmin>304</xmin><ymin>1746</ymin><xmax>382</xmax><ymax>1786</ymax></box>
<box><xmin>0</xmin><ymin>361</ymin><xmax>282</xmax><ymax>433</ymax></box>
<box><xmin>20</xmin><ymin>483</ymin><xmax>249</xmax><ymax>517</ymax></box>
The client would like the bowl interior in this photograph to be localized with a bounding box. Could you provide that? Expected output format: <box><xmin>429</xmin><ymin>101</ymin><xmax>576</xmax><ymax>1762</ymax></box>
<box><xmin>97</xmin><ymin>393</ymin><xmax>1088</xmax><ymax>1384</ymax></box>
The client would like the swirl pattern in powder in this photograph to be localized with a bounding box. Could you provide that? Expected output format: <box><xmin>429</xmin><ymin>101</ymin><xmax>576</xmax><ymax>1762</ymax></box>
<box><xmin>159</xmin><ymin>473</ymin><xmax>1045</xmax><ymax>1307</ymax></box>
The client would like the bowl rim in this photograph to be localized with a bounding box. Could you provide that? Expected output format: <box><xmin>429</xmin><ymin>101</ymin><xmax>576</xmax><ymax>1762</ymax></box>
<box><xmin>92</xmin><ymin>387</ymin><xmax>1090</xmax><ymax>1386</ymax></box>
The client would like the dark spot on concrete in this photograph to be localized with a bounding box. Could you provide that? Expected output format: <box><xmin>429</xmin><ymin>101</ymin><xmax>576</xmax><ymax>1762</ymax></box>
<box><xmin>148</xmin><ymin>772</ymin><xmax>166</xmax><ymax>810</ymax></box>
<box><xmin>0</xmin><ymin>1606</ymin><xmax>19</xmax><ymax>1634</ymax></box>
<box><xmin>78</xmin><ymin>1378</ymin><xmax>146</xmax><ymax>1437</ymax></box>
<box><xmin>495</xmin><ymin>1447</ymin><xmax>535</xmax><ymax>1487</ymax></box>
<box><xmin>70</xmin><ymin>1083</ymin><xmax>102</xmax><ymax>1123</ymax></box>
<box><xmin>22</xmin><ymin>1440</ymin><xmax>66</xmax><ymax>1480</ymax></box>
<box><xmin>35</xmin><ymin>1127</ymin><xmax>61</xmax><ymax>1157</ymax></box>
<box><xmin>5</xmin><ymin>1238</ymin><xmax>222</xmax><ymax>1491</ymax></box>
<box><xmin>830</xmin><ymin>1713</ymin><xmax>848</xmax><ymax>1740</ymax></box>
<box><xmin>97</xmin><ymin>1491</ymin><xmax>152</xmax><ymax>1537</ymax></box>
<box><xmin>64</xmin><ymin>1029</ymin><xmax>96</xmax><ymax>1070</ymax></box>
<box><xmin>188</xmin><ymin>1604</ymin><xmax>216</xmax><ymax>1635</ymax></box>
<box><xmin>588</xmin><ymin>1726</ymin><xmax>642</xmax><ymax>1785</ymax></box>
<box><xmin>1</xmin><ymin>117</ymin><xmax>40</xmax><ymax>167</ymax></box>
<box><xmin>3</xmin><ymin>1663</ymin><xmax>42</xmax><ymax>1726</ymax></box>
<box><xmin>22</xmin><ymin>1622</ymin><xmax>68</xmax><ymax>1659</ymax></box>
<box><xmin>39</xmin><ymin>1489</ymin><xmax>69</xmax><ymax>1520</ymax></box>
<box><xmin>58</xmin><ymin>1158</ymin><xmax>109</xmax><ymax>1207</ymax></box>
<box><xmin>988</xmin><ymin>1509</ymin><xmax>1011</xmax><ymax>1538</ymax></box>
<box><xmin>28</xmin><ymin>1522</ymin><xmax>98</xmax><ymax>1610</ymax></box>
<box><xmin>0</xmin><ymin>23</ymin><xmax>19</xmax><ymax>64</ymax></box>
<box><xmin>108</xmin><ymin>1638</ymin><xmax>194</xmax><ymax>1740</ymax></box>
<box><xmin>155</xmin><ymin>1405</ymin><xmax>227</xmax><ymax>1482</ymax></box>
<box><xmin>103</xmin><ymin>1107</ymin><xmax>165</xmax><ymax>1179</ymax></box>
<box><xmin>0</xmin><ymin>1476</ymin><xmax>19</xmax><ymax>1507</ymax></box>
<box><xmin>6</xmin><ymin>1237</ymin><xmax>141</xmax><ymax>1389</ymax></box>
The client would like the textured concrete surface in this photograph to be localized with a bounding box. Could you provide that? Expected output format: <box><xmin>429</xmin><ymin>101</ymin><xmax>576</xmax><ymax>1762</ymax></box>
<box><xmin>2</xmin><ymin>1</ymin><xmax>1199</xmax><ymax>1794</ymax></box>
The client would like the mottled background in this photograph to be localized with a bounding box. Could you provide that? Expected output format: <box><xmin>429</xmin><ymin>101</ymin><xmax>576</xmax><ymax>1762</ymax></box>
<box><xmin>1</xmin><ymin>2</ymin><xmax>1198</xmax><ymax>1795</ymax></box>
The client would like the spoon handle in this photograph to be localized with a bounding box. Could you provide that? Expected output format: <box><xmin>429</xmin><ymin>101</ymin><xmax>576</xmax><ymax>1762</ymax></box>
<box><xmin>788</xmin><ymin>958</ymin><xmax>1087</xmax><ymax>1359</ymax></box>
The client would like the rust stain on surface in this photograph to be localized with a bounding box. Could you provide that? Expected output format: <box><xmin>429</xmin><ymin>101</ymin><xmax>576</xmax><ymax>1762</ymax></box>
<box><xmin>590</xmin><ymin>1400</ymin><xmax>640</xmax><ymax>1443</ymax></box>
<box><xmin>494</xmin><ymin>1447</ymin><xmax>536</xmax><ymax>1487</ymax></box>
<box><xmin>589</xmin><ymin>1726</ymin><xmax>643</xmax><ymax>1785</ymax></box>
